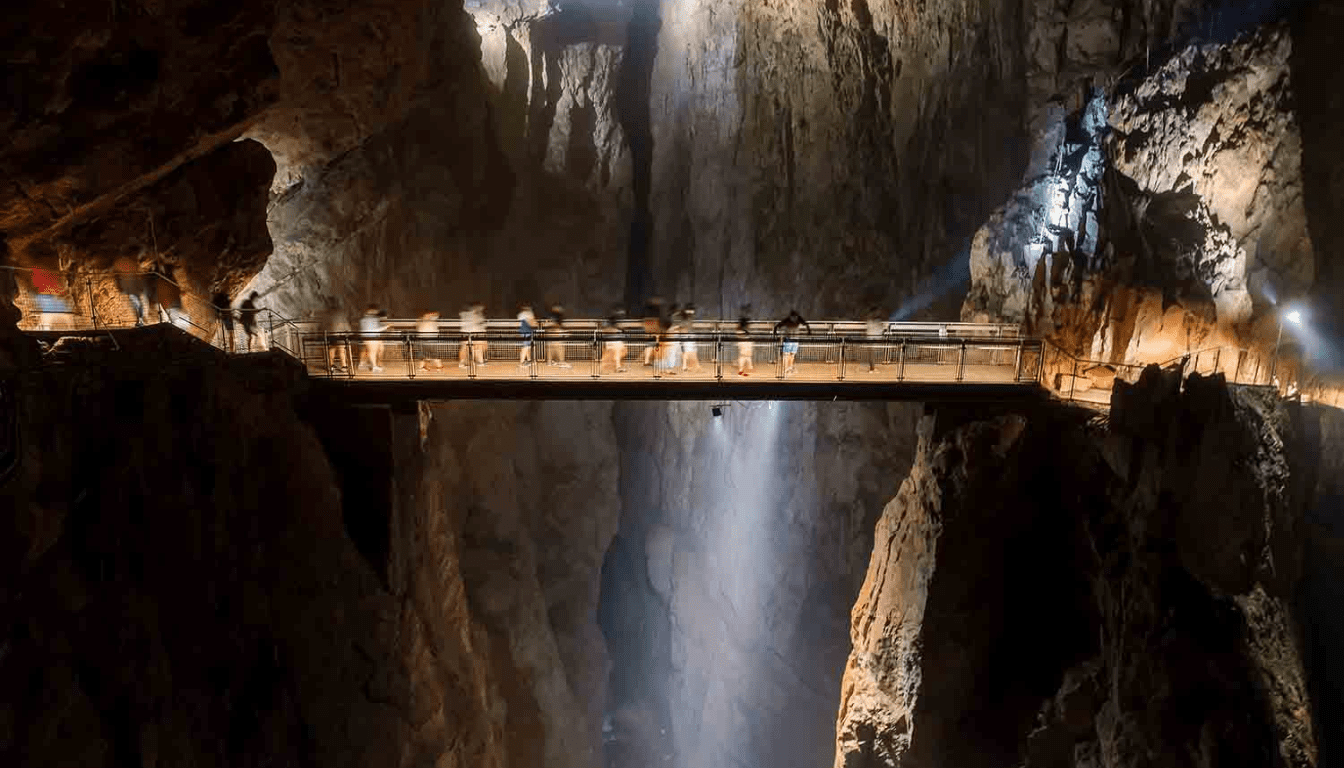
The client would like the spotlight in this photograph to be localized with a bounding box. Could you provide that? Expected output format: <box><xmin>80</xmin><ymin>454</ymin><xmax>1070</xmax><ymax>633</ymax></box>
<box><xmin>711</xmin><ymin>406</ymin><xmax>723</xmax><ymax>418</ymax></box>
<box><xmin>1287</xmin><ymin>310</ymin><xmax>1302</xmax><ymax>325</ymax></box>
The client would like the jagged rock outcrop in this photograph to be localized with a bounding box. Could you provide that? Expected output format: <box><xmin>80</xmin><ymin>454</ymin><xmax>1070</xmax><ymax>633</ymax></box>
<box><xmin>0</xmin><ymin>0</ymin><xmax>280</xmax><ymax>280</ymax></box>
<box><xmin>964</xmin><ymin>24</ymin><xmax>1311</xmax><ymax>372</ymax></box>
<box><xmin>836</xmin><ymin>371</ymin><xmax>1315</xmax><ymax>768</ymax></box>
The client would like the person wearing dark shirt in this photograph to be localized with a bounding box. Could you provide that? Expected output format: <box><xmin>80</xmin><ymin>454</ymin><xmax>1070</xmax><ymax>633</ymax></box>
<box><xmin>238</xmin><ymin>292</ymin><xmax>261</xmax><ymax>351</ymax></box>
<box><xmin>773</xmin><ymin>310</ymin><xmax>810</xmax><ymax>375</ymax></box>
<box><xmin>212</xmin><ymin>290</ymin><xmax>234</xmax><ymax>352</ymax></box>
<box><xmin>546</xmin><ymin>302</ymin><xmax>570</xmax><ymax>368</ymax></box>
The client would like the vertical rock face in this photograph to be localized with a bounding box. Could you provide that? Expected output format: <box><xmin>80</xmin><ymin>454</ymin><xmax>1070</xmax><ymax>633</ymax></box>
<box><xmin>0</xmin><ymin>335</ymin><xmax>513</xmax><ymax>768</ymax></box>
<box><xmin>644</xmin><ymin>0</ymin><xmax>1031</xmax><ymax>318</ymax></box>
<box><xmin>246</xmin><ymin>0</ymin><xmax>631</xmax><ymax>322</ymax></box>
<box><xmin>837</xmin><ymin>373</ymin><xmax>1316</xmax><ymax>768</ymax></box>
<box><xmin>394</xmin><ymin>401</ymin><xmax>622</xmax><ymax>768</ymax></box>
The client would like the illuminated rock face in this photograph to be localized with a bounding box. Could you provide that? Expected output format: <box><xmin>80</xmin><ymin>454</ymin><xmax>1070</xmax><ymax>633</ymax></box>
<box><xmin>837</xmin><ymin>375</ymin><xmax>1317</xmax><ymax>768</ymax></box>
<box><xmin>244</xmin><ymin>0</ymin><xmax>631</xmax><ymax>322</ymax></box>
<box><xmin>963</xmin><ymin>25</ymin><xmax>1311</xmax><ymax>367</ymax></box>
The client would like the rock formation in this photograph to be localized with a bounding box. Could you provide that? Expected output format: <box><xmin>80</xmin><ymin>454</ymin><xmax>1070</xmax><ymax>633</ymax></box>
<box><xmin>836</xmin><ymin>370</ymin><xmax>1316</xmax><ymax>768</ymax></box>
<box><xmin>962</xmin><ymin>22</ymin><xmax>1328</xmax><ymax>379</ymax></box>
<box><xmin>3</xmin><ymin>1</ymin><xmax>1344</xmax><ymax>768</ymax></box>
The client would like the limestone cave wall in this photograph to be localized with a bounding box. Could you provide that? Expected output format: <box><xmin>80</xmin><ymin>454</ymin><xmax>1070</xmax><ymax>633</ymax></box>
<box><xmin>837</xmin><ymin>372</ymin><xmax>1320</xmax><ymax>768</ymax></box>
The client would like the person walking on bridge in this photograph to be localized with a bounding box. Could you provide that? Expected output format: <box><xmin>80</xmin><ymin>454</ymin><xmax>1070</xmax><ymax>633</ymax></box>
<box><xmin>517</xmin><ymin>303</ymin><xmax>536</xmax><ymax>368</ymax></box>
<box><xmin>213</xmin><ymin>290</ymin><xmax>235</xmax><ymax>353</ymax></box>
<box><xmin>601</xmin><ymin>308</ymin><xmax>628</xmax><ymax>373</ymax></box>
<box><xmin>114</xmin><ymin>257</ymin><xmax>148</xmax><ymax>326</ymax></box>
<box><xmin>546</xmin><ymin>302</ymin><xmax>570</xmax><ymax>368</ymax></box>
<box><xmin>774</xmin><ymin>309</ymin><xmax>810</xmax><ymax>375</ymax></box>
<box><xmin>678</xmin><ymin>303</ymin><xmax>701</xmax><ymax>373</ymax></box>
<box><xmin>359</xmin><ymin>304</ymin><xmax>388</xmax><ymax>372</ymax></box>
<box><xmin>321</xmin><ymin>296</ymin><xmax>352</xmax><ymax>371</ymax></box>
<box><xmin>736</xmin><ymin>308</ymin><xmax>755</xmax><ymax>376</ymax></box>
<box><xmin>238</xmin><ymin>292</ymin><xmax>262</xmax><ymax>351</ymax></box>
<box><xmin>864</xmin><ymin>308</ymin><xmax>886</xmax><ymax>373</ymax></box>
<box><xmin>459</xmin><ymin>302</ymin><xmax>487</xmax><ymax>368</ymax></box>
<box><xmin>417</xmin><ymin>311</ymin><xmax>443</xmax><ymax>372</ymax></box>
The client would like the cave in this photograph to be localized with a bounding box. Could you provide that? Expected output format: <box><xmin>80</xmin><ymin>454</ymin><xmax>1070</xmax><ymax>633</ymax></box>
<box><xmin>3</xmin><ymin>0</ymin><xmax>1344</xmax><ymax>767</ymax></box>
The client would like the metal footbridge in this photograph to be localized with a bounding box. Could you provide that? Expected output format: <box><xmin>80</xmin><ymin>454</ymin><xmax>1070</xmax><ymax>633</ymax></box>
<box><xmin>282</xmin><ymin>319</ymin><xmax>1045</xmax><ymax>402</ymax></box>
<box><xmin>15</xmin><ymin>266</ymin><xmax>1309</xmax><ymax>405</ymax></box>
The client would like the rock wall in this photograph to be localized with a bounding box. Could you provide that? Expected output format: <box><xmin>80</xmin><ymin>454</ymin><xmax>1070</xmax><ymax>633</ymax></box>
<box><xmin>0</xmin><ymin>0</ymin><xmax>280</xmax><ymax>291</ymax></box>
<box><xmin>836</xmin><ymin>371</ymin><xmax>1316</xmax><ymax>768</ymax></box>
<box><xmin>245</xmin><ymin>0</ymin><xmax>631</xmax><ymax>322</ymax></box>
<box><xmin>0</xmin><ymin>330</ymin><xmax>514</xmax><ymax>768</ymax></box>
<box><xmin>962</xmin><ymin>19</ymin><xmax>1335</xmax><ymax>378</ymax></box>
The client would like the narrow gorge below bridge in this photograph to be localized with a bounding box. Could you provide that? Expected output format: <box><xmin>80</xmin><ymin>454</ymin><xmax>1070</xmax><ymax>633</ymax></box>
<box><xmin>4</xmin><ymin>1</ymin><xmax>1344</xmax><ymax>767</ymax></box>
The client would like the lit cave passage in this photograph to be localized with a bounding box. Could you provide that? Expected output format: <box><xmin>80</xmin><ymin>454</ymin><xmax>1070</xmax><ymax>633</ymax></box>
<box><xmin>6</xmin><ymin>0</ymin><xmax>1344</xmax><ymax>767</ymax></box>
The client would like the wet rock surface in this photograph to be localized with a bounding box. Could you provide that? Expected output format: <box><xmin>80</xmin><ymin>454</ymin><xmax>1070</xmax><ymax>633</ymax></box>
<box><xmin>836</xmin><ymin>371</ymin><xmax>1316</xmax><ymax>768</ymax></box>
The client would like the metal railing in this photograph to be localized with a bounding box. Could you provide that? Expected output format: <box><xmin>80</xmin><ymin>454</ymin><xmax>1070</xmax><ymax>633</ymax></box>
<box><xmin>297</xmin><ymin>327</ymin><xmax>1044</xmax><ymax>387</ymax></box>
<box><xmin>4</xmin><ymin>266</ymin><xmax>299</xmax><ymax>356</ymax></box>
<box><xmin>1042</xmin><ymin>341</ymin><xmax>1309</xmax><ymax>407</ymax></box>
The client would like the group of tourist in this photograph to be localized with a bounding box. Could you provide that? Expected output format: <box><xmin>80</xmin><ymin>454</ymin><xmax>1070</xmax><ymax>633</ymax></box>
<box><xmin>314</xmin><ymin>296</ymin><xmax>837</xmax><ymax>378</ymax></box>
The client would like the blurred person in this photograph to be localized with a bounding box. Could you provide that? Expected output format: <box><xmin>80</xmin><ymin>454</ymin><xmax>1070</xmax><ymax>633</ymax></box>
<box><xmin>459</xmin><ymin>302</ymin><xmax>487</xmax><ymax>367</ymax></box>
<box><xmin>153</xmin><ymin>262</ymin><xmax>184</xmax><ymax>326</ymax></box>
<box><xmin>238</xmin><ymin>292</ymin><xmax>262</xmax><ymax>351</ymax></box>
<box><xmin>113</xmin><ymin>257</ymin><xmax>148</xmax><ymax>325</ymax></box>
<box><xmin>774</xmin><ymin>309</ymin><xmax>810</xmax><ymax>375</ymax></box>
<box><xmin>864</xmin><ymin>307</ymin><xmax>886</xmax><ymax>372</ymax></box>
<box><xmin>417</xmin><ymin>311</ymin><xmax>443</xmax><ymax>372</ymax></box>
<box><xmin>212</xmin><ymin>290</ymin><xmax>234</xmax><ymax>352</ymax></box>
<box><xmin>678</xmin><ymin>303</ymin><xmax>701</xmax><ymax>372</ymax></box>
<box><xmin>601</xmin><ymin>308</ymin><xmax>628</xmax><ymax>373</ymax></box>
<box><xmin>517</xmin><ymin>303</ymin><xmax>536</xmax><ymax>368</ymax></box>
<box><xmin>322</xmin><ymin>296</ymin><xmax>352</xmax><ymax>371</ymax></box>
<box><xmin>736</xmin><ymin>308</ymin><xmax>755</xmax><ymax>376</ymax></box>
<box><xmin>546</xmin><ymin>302</ymin><xmax>570</xmax><ymax>368</ymax></box>
<box><xmin>641</xmin><ymin>297</ymin><xmax>664</xmax><ymax>366</ymax></box>
<box><xmin>29</xmin><ymin>265</ymin><xmax>71</xmax><ymax>330</ymax></box>
<box><xmin>359</xmin><ymin>304</ymin><xmax>388</xmax><ymax>372</ymax></box>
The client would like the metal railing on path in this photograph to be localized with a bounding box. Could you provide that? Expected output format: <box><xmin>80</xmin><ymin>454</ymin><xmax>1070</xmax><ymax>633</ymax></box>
<box><xmin>299</xmin><ymin>323</ymin><xmax>1043</xmax><ymax>388</ymax></box>
<box><xmin>6</xmin><ymin>265</ymin><xmax>1323</xmax><ymax>405</ymax></box>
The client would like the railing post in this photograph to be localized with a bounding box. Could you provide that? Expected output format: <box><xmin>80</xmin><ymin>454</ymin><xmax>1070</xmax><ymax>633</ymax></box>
<box><xmin>715</xmin><ymin>334</ymin><xmax>723</xmax><ymax>381</ymax></box>
<box><xmin>87</xmin><ymin>277</ymin><xmax>98</xmax><ymax>329</ymax></box>
<box><xmin>591</xmin><ymin>333</ymin><xmax>600</xmax><ymax>379</ymax></box>
<box><xmin>1068</xmin><ymin>359</ymin><xmax>1078</xmax><ymax>400</ymax></box>
<box><xmin>324</xmin><ymin>331</ymin><xmax>333</xmax><ymax>377</ymax></box>
<box><xmin>346</xmin><ymin>336</ymin><xmax>355</xmax><ymax>378</ymax></box>
<box><xmin>897</xmin><ymin>341</ymin><xmax>907</xmax><ymax>382</ymax></box>
<box><xmin>838</xmin><ymin>339</ymin><xmax>846</xmax><ymax>381</ymax></box>
<box><xmin>1013</xmin><ymin>340</ymin><xmax>1024</xmax><ymax>381</ymax></box>
<box><xmin>956</xmin><ymin>341</ymin><xmax>966</xmax><ymax>382</ymax></box>
<box><xmin>406</xmin><ymin>333</ymin><xmax>415</xmax><ymax>379</ymax></box>
<box><xmin>468</xmin><ymin>335</ymin><xmax>477</xmax><ymax>379</ymax></box>
<box><xmin>1213</xmin><ymin>348</ymin><xmax>1221</xmax><ymax>378</ymax></box>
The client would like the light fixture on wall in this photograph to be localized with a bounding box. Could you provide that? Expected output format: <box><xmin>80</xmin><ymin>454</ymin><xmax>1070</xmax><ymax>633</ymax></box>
<box><xmin>711</xmin><ymin>403</ymin><xmax>730</xmax><ymax>418</ymax></box>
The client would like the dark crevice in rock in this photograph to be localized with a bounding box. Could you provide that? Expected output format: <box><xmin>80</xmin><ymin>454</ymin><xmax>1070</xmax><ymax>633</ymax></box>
<box><xmin>616</xmin><ymin>0</ymin><xmax>660</xmax><ymax>310</ymax></box>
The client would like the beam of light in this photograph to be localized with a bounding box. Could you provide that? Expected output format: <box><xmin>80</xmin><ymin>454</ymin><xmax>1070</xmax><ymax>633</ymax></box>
<box><xmin>676</xmin><ymin>400</ymin><xmax>785</xmax><ymax>767</ymax></box>
<box><xmin>891</xmin><ymin>246</ymin><xmax>971</xmax><ymax>321</ymax></box>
